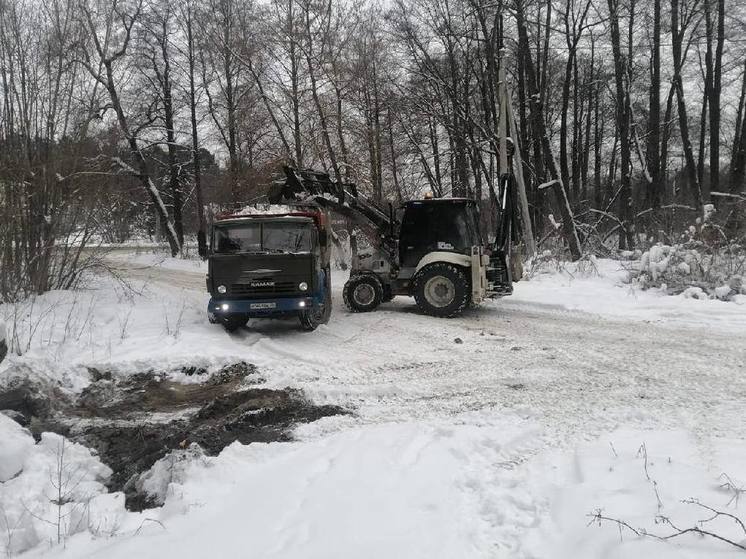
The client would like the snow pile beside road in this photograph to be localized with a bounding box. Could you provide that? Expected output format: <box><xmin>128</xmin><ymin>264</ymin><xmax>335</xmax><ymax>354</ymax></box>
<box><xmin>635</xmin><ymin>242</ymin><xmax>745</xmax><ymax>301</ymax></box>
<box><xmin>512</xmin><ymin>256</ymin><xmax>746</xmax><ymax>331</ymax></box>
<box><xmin>15</xmin><ymin>419</ymin><xmax>746</xmax><ymax>559</ymax></box>
<box><xmin>136</xmin><ymin>444</ymin><xmax>208</xmax><ymax>506</ymax></box>
<box><xmin>0</xmin><ymin>415</ymin><xmax>118</xmax><ymax>556</ymax></box>
<box><xmin>525</xmin><ymin>429</ymin><xmax>746</xmax><ymax>558</ymax></box>
<box><xmin>0</xmin><ymin>273</ymin><xmax>251</xmax><ymax>390</ymax></box>
<box><xmin>22</xmin><ymin>417</ymin><xmax>547</xmax><ymax>559</ymax></box>
<box><xmin>0</xmin><ymin>413</ymin><xmax>35</xmax><ymax>481</ymax></box>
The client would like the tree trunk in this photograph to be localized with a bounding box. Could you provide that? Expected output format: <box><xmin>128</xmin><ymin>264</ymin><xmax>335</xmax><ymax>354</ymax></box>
<box><xmin>184</xmin><ymin>2</ymin><xmax>207</xmax><ymax>257</ymax></box>
<box><xmin>730</xmin><ymin>61</ymin><xmax>746</xmax><ymax>192</ymax></box>
<box><xmin>607</xmin><ymin>0</ymin><xmax>634</xmax><ymax>249</ymax></box>
<box><xmin>660</xmin><ymin>84</ymin><xmax>676</xmax><ymax>203</ymax></box>
<box><xmin>516</xmin><ymin>0</ymin><xmax>581</xmax><ymax>260</ymax></box>
<box><xmin>671</xmin><ymin>0</ymin><xmax>702</xmax><ymax>206</ymax></box>
<box><xmin>103</xmin><ymin>60</ymin><xmax>180</xmax><ymax>256</ymax></box>
<box><xmin>708</xmin><ymin>0</ymin><xmax>724</xmax><ymax>197</ymax></box>
<box><xmin>157</xmin><ymin>16</ymin><xmax>183</xmax><ymax>246</ymax></box>
<box><xmin>647</xmin><ymin>0</ymin><xmax>662</xmax><ymax>209</ymax></box>
<box><xmin>594</xmin><ymin>81</ymin><xmax>604</xmax><ymax>209</ymax></box>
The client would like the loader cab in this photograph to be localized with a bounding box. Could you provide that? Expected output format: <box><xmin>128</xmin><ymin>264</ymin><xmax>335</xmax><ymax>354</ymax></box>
<box><xmin>398</xmin><ymin>199</ymin><xmax>482</xmax><ymax>268</ymax></box>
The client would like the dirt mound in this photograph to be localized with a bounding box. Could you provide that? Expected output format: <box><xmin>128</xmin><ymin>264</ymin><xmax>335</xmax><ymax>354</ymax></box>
<box><xmin>0</xmin><ymin>362</ymin><xmax>345</xmax><ymax>511</ymax></box>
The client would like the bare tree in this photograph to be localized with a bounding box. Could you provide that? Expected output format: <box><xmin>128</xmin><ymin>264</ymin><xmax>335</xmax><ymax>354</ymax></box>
<box><xmin>75</xmin><ymin>0</ymin><xmax>181</xmax><ymax>255</ymax></box>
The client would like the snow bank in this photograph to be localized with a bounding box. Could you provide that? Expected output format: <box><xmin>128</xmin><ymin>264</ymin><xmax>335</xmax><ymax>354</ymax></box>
<box><xmin>0</xmin><ymin>272</ymin><xmax>253</xmax><ymax>392</ymax></box>
<box><xmin>513</xmin><ymin>256</ymin><xmax>746</xmax><ymax>331</ymax></box>
<box><xmin>24</xmin><ymin>418</ymin><xmax>545</xmax><ymax>559</ymax></box>
<box><xmin>136</xmin><ymin>444</ymin><xmax>208</xmax><ymax>505</ymax></box>
<box><xmin>525</xmin><ymin>430</ymin><xmax>746</xmax><ymax>558</ymax></box>
<box><xmin>17</xmin><ymin>420</ymin><xmax>746</xmax><ymax>559</ymax></box>
<box><xmin>0</xmin><ymin>418</ymin><xmax>117</xmax><ymax>556</ymax></box>
<box><xmin>635</xmin><ymin>242</ymin><xmax>745</xmax><ymax>300</ymax></box>
<box><xmin>0</xmin><ymin>413</ymin><xmax>34</xmax><ymax>481</ymax></box>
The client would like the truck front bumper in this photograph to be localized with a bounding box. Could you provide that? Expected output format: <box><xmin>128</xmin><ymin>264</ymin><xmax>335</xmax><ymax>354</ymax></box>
<box><xmin>208</xmin><ymin>295</ymin><xmax>321</xmax><ymax>319</ymax></box>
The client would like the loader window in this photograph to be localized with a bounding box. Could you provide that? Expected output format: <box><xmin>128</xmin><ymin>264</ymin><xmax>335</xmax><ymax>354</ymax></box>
<box><xmin>399</xmin><ymin>201</ymin><xmax>480</xmax><ymax>268</ymax></box>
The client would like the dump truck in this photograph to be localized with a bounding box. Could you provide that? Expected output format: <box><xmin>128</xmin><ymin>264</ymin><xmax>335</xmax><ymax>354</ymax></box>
<box><xmin>206</xmin><ymin>206</ymin><xmax>332</xmax><ymax>331</ymax></box>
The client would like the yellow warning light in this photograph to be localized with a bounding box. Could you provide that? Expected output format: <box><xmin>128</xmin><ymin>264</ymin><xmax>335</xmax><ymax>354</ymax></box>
<box><xmin>424</xmin><ymin>192</ymin><xmax>434</xmax><ymax>199</ymax></box>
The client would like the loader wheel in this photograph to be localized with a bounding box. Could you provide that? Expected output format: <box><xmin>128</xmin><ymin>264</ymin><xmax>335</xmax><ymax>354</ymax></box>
<box><xmin>343</xmin><ymin>274</ymin><xmax>383</xmax><ymax>312</ymax></box>
<box><xmin>413</xmin><ymin>263</ymin><xmax>470</xmax><ymax>317</ymax></box>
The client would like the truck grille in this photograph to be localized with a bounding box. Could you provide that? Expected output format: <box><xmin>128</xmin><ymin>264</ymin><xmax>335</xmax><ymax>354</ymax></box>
<box><xmin>231</xmin><ymin>281</ymin><xmax>298</xmax><ymax>296</ymax></box>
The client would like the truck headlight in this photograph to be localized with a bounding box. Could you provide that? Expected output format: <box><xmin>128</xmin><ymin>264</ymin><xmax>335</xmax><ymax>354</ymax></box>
<box><xmin>299</xmin><ymin>282</ymin><xmax>308</xmax><ymax>291</ymax></box>
<box><xmin>220</xmin><ymin>303</ymin><xmax>230</xmax><ymax>311</ymax></box>
<box><xmin>218</xmin><ymin>285</ymin><xmax>227</xmax><ymax>294</ymax></box>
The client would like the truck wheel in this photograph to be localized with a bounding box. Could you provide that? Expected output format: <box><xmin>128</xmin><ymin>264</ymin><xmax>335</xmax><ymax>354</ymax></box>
<box><xmin>299</xmin><ymin>299</ymin><xmax>327</xmax><ymax>331</ymax></box>
<box><xmin>298</xmin><ymin>308</ymin><xmax>321</xmax><ymax>331</ymax></box>
<box><xmin>221</xmin><ymin>314</ymin><xmax>247</xmax><ymax>332</ymax></box>
<box><xmin>321</xmin><ymin>266</ymin><xmax>332</xmax><ymax>324</ymax></box>
<box><xmin>413</xmin><ymin>263</ymin><xmax>470</xmax><ymax>317</ymax></box>
<box><xmin>299</xmin><ymin>269</ymin><xmax>332</xmax><ymax>331</ymax></box>
<box><xmin>343</xmin><ymin>274</ymin><xmax>383</xmax><ymax>312</ymax></box>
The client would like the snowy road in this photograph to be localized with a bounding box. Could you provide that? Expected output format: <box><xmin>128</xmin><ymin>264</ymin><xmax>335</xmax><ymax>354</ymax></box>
<box><xmin>110</xmin><ymin>257</ymin><xmax>746</xmax><ymax>445</ymax></box>
<box><xmin>5</xmin><ymin>255</ymin><xmax>745</xmax><ymax>559</ymax></box>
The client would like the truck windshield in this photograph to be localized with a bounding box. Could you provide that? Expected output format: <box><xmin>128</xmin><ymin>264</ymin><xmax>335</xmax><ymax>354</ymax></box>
<box><xmin>214</xmin><ymin>221</ymin><xmax>314</xmax><ymax>254</ymax></box>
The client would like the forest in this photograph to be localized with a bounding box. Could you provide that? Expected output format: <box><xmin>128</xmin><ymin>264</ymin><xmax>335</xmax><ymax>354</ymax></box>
<box><xmin>1</xmin><ymin>0</ymin><xmax>745</xmax><ymax>301</ymax></box>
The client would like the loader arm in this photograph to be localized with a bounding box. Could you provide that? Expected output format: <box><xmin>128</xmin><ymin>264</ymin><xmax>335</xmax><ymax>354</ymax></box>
<box><xmin>269</xmin><ymin>166</ymin><xmax>397</xmax><ymax>256</ymax></box>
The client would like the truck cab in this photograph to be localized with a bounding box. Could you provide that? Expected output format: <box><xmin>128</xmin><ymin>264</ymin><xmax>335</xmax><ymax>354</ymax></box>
<box><xmin>206</xmin><ymin>210</ymin><xmax>331</xmax><ymax>331</ymax></box>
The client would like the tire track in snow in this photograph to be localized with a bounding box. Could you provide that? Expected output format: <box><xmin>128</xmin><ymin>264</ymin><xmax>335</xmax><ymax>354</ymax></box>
<box><xmin>113</xmin><ymin>259</ymin><xmax>746</xmax><ymax>443</ymax></box>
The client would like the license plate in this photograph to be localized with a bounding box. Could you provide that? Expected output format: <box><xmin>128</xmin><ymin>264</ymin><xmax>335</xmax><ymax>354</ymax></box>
<box><xmin>250</xmin><ymin>302</ymin><xmax>276</xmax><ymax>310</ymax></box>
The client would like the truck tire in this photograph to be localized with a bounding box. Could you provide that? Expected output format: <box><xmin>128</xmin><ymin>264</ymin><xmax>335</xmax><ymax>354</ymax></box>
<box><xmin>299</xmin><ymin>308</ymin><xmax>321</xmax><ymax>331</ymax></box>
<box><xmin>413</xmin><ymin>263</ymin><xmax>470</xmax><ymax>317</ymax></box>
<box><xmin>321</xmin><ymin>266</ymin><xmax>332</xmax><ymax>324</ymax></box>
<box><xmin>299</xmin><ymin>268</ymin><xmax>332</xmax><ymax>331</ymax></box>
<box><xmin>221</xmin><ymin>314</ymin><xmax>248</xmax><ymax>332</ymax></box>
<box><xmin>343</xmin><ymin>274</ymin><xmax>383</xmax><ymax>312</ymax></box>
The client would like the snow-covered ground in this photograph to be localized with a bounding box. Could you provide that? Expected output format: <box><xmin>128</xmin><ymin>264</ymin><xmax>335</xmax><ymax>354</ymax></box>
<box><xmin>1</xmin><ymin>250</ymin><xmax>745</xmax><ymax>558</ymax></box>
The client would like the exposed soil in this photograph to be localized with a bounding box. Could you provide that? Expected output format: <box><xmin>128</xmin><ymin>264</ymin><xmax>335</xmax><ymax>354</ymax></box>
<box><xmin>0</xmin><ymin>362</ymin><xmax>345</xmax><ymax>511</ymax></box>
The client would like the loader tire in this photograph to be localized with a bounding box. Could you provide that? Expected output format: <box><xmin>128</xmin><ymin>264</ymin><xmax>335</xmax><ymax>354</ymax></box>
<box><xmin>343</xmin><ymin>274</ymin><xmax>383</xmax><ymax>312</ymax></box>
<box><xmin>413</xmin><ymin>263</ymin><xmax>470</xmax><ymax>318</ymax></box>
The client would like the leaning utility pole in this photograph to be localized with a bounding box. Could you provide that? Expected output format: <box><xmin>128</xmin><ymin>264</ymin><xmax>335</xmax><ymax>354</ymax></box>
<box><xmin>498</xmin><ymin>56</ymin><xmax>536</xmax><ymax>258</ymax></box>
<box><xmin>515</xmin><ymin>0</ymin><xmax>582</xmax><ymax>261</ymax></box>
